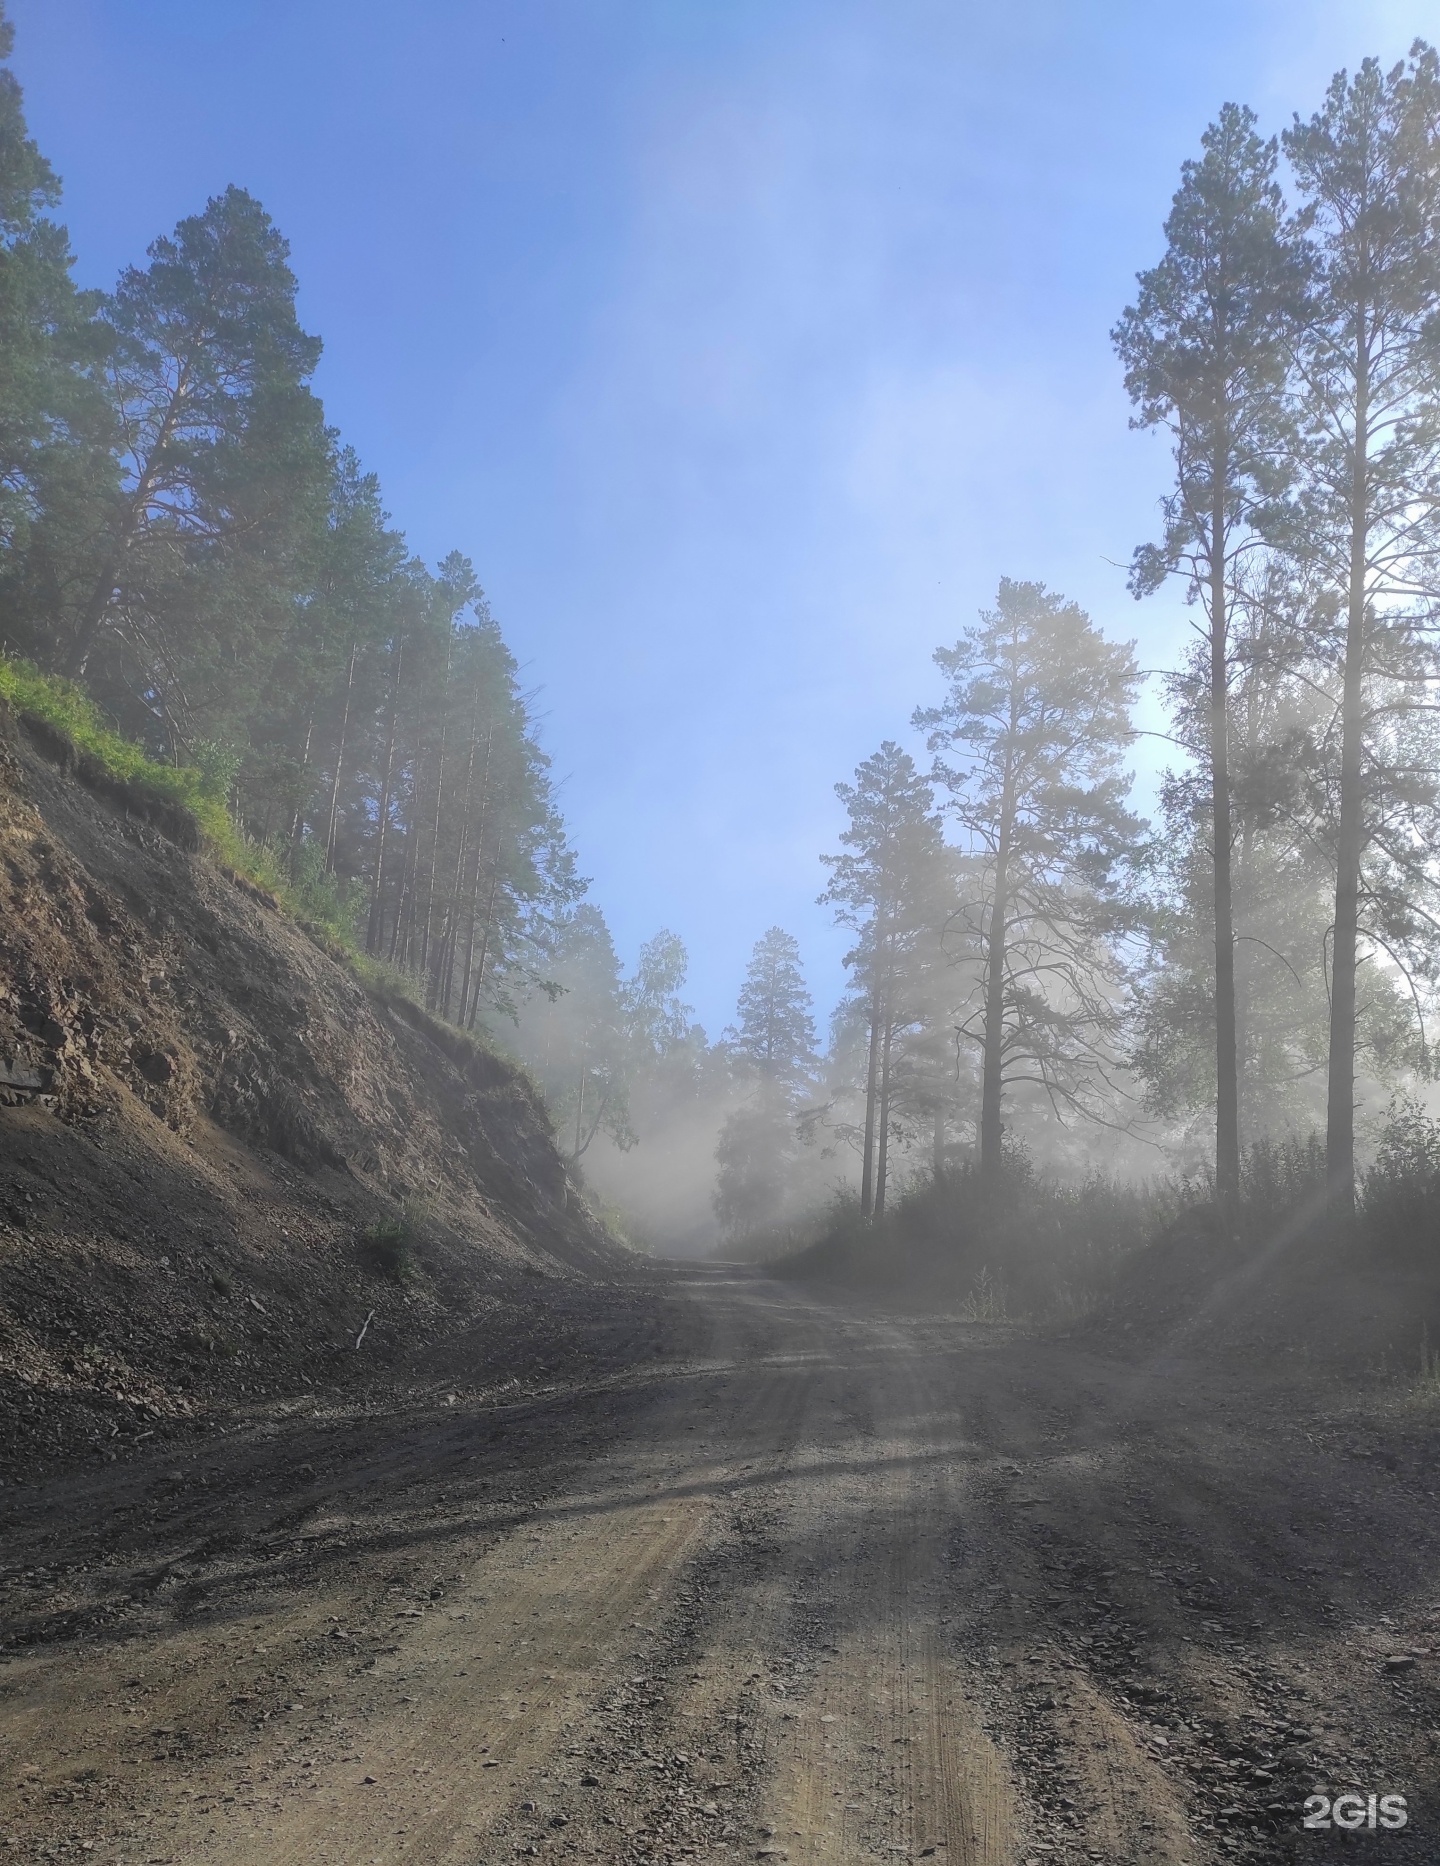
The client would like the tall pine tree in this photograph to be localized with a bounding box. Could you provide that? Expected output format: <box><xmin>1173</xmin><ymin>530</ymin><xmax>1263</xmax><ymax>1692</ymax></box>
<box><xmin>714</xmin><ymin>929</ymin><xmax>817</xmax><ymax>1238</ymax></box>
<box><xmin>917</xmin><ymin>581</ymin><xmax>1143</xmax><ymax>1181</ymax></box>
<box><xmin>821</xmin><ymin>743</ymin><xmax>955</xmax><ymax>1217</ymax></box>
<box><xmin>1114</xmin><ymin>102</ymin><xmax>1302</xmax><ymax>1208</ymax></box>
<box><xmin>1284</xmin><ymin>44</ymin><xmax>1440</xmax><ymax>1206</ymax></box>
<box><xmin>67</xmin><ymin>186</ymin><xmax>330</xmax><ymax>761</ymax></box>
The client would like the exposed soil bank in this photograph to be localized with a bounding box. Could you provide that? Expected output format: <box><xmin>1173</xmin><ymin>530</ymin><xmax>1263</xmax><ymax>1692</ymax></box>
<box><xmin>0</xmin><ymin>697</ymin><xmax>639</xmax><ymax>1487</ymax></box>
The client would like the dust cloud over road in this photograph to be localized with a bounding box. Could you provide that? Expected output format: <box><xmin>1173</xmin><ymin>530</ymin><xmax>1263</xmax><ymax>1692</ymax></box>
<box><xmin>3</xmin><ymin>1269</ymin><xmax>1437</xmax><ymax>1865</ymax></box>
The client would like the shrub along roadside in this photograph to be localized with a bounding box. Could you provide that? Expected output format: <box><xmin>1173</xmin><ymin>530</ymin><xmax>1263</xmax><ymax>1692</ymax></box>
<box><xmin>777</xmin><ymin>1154</ymin><xmax>1171</xmax><ymax>1317</ymax></box>
<box><xmin>776</xmin><ymin>1105</ymin><xmax>1440</xmax><ymax>1325</ymax></box>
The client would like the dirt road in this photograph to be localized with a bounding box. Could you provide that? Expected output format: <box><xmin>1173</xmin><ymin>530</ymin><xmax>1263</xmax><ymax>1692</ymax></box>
<box><xmin>3</xmin><ymin>1268</ymin><xmax>1438</xmax><ymax>1864</ymax></box>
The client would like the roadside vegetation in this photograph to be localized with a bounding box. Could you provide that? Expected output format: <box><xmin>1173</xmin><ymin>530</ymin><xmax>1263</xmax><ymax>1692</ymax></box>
<box><xmin>766</xmin><ymin>1106</ymin><xmax>1440</xmax><ymax>1347</ymax></box>
<box><xmin>2</xmin><ymin>0</ymin><xmax>1440</xmax><ymax>1283</ymax></box>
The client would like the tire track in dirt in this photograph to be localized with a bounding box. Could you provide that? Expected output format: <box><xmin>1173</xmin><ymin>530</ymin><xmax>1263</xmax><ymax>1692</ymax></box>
<box><xmin>171</xmin><ymin>1337</ymin><xmax>820</xmax><ymax>1864</ymax></box>
<box><xmin>1051</xmin><ymin>1668</ymin><xmax>1195</xmax><ymax>1863</ymax></box>
<box><xmin>192</xmin><ymin>1496</ymin><xmax>712</xmax><ymax>1865</ymax></box>
<box><xmin>750</xmin><ymin>1339</ymin><xmax>1020</xmax><ymax>1866</ymax></box>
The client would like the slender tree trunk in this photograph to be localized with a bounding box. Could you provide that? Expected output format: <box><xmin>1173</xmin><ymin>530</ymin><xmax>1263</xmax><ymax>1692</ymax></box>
<box><xmin>1210</xmin><ymin>478</ymin><xmax>1241</xmax><ymax>1211</ymax></box>
<box><xmin>440</xmin><ymin>719</ymin><xmax>491</xmax><ymax>1017</ymax></box>
<box><xmin>457</xmin><ymin>834</ymin><xmax>489</xmax><ymax>1027</ymax></box>
<box><xmin>457</xmin><ymin>848</ymin><xmax>484</xmax><ymax>1030</ymax></box>
<box><xmin>859</xmin><ymin>980</ymin><xmax>881</xmax><ymax>1219</ymax></box>
<box><xmin>979</xmin><ymin>789</ymin><xmax>1014</xmax><ymax>1182</ymax></box>
<box><xmin>432</xmin><ymin>705</ymin><xmax>478</xmax><ymax>1009</ymax></box>
<box><xmin>289</xmin><ymin>711</ymin><xmax>316</xmax><ymax>851</ymax></box>
<box><xmin>932</xmin><ymin>1104</ymin><xmax>945</xmax><ymax>1184</ymax></box>
<box><xmin>416</xmin><ymin>636</ymin><xmax>453</xmax><ymax>978</ymax></box>
<box><xmin>427</xmin><ymin>716</ymin><xmax>466</xmax><ymax>1006</ymax></box>
<box><xmin>387</xmin><ymin>786</ymin><xmax>416</xmax><ymax>966</ymax></box>
<box><xmin>324</xmin><ymin>641</ymin><xmax>358</xmax><ymax>872</ymax></box>
<box><xmin>1327</xmin><ymin>335</ymin><xmax>1370</xmax><ymax>1210</ymax></box>
<box><xmin>366</xmin><ymin>633</ymin><xmax>405</xmax><ymax>955</ymax></box>
<box><xmin>66</xmin><ymin>552</ymin><xmax>124</xmax><ymax>678</ymax></box>
<box><xmin>465</xmin><ymin>866</ymin><xmax>502</xmax><ymax>1030</ymax></box>
<box><xmin>1235</xmin><ymin>657</ymin><xmax>1260</xmax><ymax>1141</ymax></box>
<box><xmin>874</xmin><ymin>1008</ymin><xmax>895</xmax><ymax>1220</ymax></box>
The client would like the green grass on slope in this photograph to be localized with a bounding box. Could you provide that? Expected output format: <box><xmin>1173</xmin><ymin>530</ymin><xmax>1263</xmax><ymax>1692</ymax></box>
<box><xmin>0</xmin><ymin>655</ymin><xmax>346</xmax><ymax>938</ymax></box>
<box><xmin>0</xmin><ymin>658</ymin><xmax>523</xmax><ymax>1078</ymax></box>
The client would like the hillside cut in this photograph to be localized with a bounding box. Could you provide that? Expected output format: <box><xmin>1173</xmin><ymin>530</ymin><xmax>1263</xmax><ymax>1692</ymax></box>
<box><xmin>0</xmin><ymin>699</ymin><xmax>629</xmax><ymax>1484</ymax></box>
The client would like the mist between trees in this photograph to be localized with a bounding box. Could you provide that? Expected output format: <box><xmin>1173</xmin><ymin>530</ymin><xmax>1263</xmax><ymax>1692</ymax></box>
<box><xmin>4</xmin><ymin>6</ymin><xmax>1440</xmax><ymax>1273</ymax></box>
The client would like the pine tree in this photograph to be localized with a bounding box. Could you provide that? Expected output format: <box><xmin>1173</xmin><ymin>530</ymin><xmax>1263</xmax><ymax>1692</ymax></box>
<box><xmin>66</xmin><ymin>185</ymin><xmax>330</xmax><ymax>757</ymax></box>
<box><xmin>241</xmin><ymin>443</ymin><xmax>409</xmax><ymax>852</ymax></box>
<box><xmin>0</xmin><ymin>38</ymin><xmax>591</xmax><ymax>1067</ymax></box>
<box><xmin>519</xmin><ymin>904</ymin><xmax>636</xmax><ymax>1164</ymax></box>
<box><xmin>727</xmin><ymin>927</ymin><xmax>817</xmax><ymax>1095</ymax></box>
<box><xmin>1114</xmin><ymin>102</ymin><xmax>1302</xmax><ymax>1207</ymax></box>
<box><xmin>714</xmin><ymin>929</ymin><xmax>817</xmax><ymax>1239</ymax></box>
<box><xmin>0</xmin><ymin>1</ymin><xmax>112</xmax><ymax>637</ymax></box>
<box><xmin>1138</xmin><ymin>548</ymin><xmax>1436</xmax><ymax>1147</ymax></box>
<box><xmin>821</xmin><ymin>742</ymin><xmax>956</xmax><ymax>1217</ymax></box>
<box><xmin>1283</xmin><ymin>44</ymin><xmax>1440</xmax><ymax>1206</ymax></box>
<box><xmin>916</xmin><ymin>580</ymin><xmax>1143</xmax><ymax>1181</ymax></box>
<box><xmin>622</xmin><ymin>932</ymin><xmax>694</xmax><ymax>1061</ymax></box>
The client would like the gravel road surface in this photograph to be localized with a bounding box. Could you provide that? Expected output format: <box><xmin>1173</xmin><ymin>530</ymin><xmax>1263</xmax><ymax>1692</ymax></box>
<box><xmin>3</xmin><ymin>1267</ymin><xmax>1437</xmax><ymax>1864</ymax></box>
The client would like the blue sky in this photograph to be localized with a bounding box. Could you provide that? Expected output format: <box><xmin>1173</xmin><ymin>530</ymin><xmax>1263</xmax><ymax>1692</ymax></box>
<box><xmin>14</xmin><ymin>0</ymin><xmax>1431</xmax><ymax>1034</ymax></box>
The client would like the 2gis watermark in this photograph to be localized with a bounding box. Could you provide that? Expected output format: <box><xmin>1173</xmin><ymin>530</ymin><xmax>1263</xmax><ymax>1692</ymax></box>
<box><xmin>1303</xmin><ymin>1791</ymin><xmax>1408</xmax><ymax>1831</ymax></box>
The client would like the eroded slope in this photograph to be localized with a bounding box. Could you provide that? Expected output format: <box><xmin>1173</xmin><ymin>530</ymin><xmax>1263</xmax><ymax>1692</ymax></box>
<box><xmin>0</xmin><ymin>699</ymin><xmax>632</xmax><ymax>1483</ymax></box>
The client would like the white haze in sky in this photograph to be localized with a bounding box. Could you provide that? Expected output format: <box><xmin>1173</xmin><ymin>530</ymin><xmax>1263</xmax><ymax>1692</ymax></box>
<box><xmin>14</xmin><ymin>0</ymin><xmax>1433</xmax><ymax>1032</ymax></box>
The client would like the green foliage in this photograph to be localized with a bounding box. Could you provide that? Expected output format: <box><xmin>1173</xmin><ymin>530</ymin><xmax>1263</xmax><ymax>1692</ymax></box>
<box><xmin>782</xmin><ymin>1157</ymin><xmax>1169</xmax><ymax>1315</ymax></box>
<box><xmin>711</xmin><ymin>929</ymin><xmax>819</xmax><ymax>1238</ymax></box>
<box><xmin>1283</xmin><ymin>47</ymin><xmax>1440</xmax><ymax>1198</ymax></box>
<box><xmin>0</xmin><ymin>4</ymin><xmax>582</xmax><ymax>1047</ymax></box>
<box><xmin>822</xmin><ymin>741</ymin><xmax>960</xmax><ymax>1216</ymax></box>
<box><xmin>9</xmin><ymin>0</ymin><xmax>1440</xmax><ymax>1255</ymax></box>
<box><xmin>357</xmin><ymin>1215</ymin><xmax>413</xmax><ymax>1285</ymax></box>
<box><xmin>621</xmin><ymin>930</ymin><xmax>693</xmax><ymax>1058</ymax></box>
<box><xmin>726</xmin><ymin>927</ymin><xmax>817</xmax><ymax>1094</ymax></box>
<box><xmin>714</xmin><ymin>1090</ymin><xmax>797</xmax><ymax>1240</ymax></box>
<box><xmin>191</xmin><ymin>738</ymin><xmax>241</xmax><ymax>805</ymax></box>
<box><xmin>0</xmin><ymin>652</ymin><xmax>361</xmax><ymax>945</ymax></box>
<box><xmin>0</xmin><ymin>1</ymin><xmax>113</xmax><ymax>567</ymax></box>
<box><xmin>780</xmin><ymin>1114</ymin><xmax>1440</xmax><ymax>1325</ymax></box>
<box><xmin>958</xmin><ymin>1265</ymin><xmax>1009</xmax><ymax>1323</ymax></box>
<box><xmin>1115</xmin><ymin>103</ymin><xmax>1308</xmax><ymax>1202</ymax></box>
<box><xmin>1362</xmin><ymin>1097</ymin><xmax>1440</xmax><ymax>1261</ymax></box>
<box><xmin>1113</xmin><ymin>101</ymin><xmax>1301</xmax><ymax>598</ymax></box>
<box><xmin>916</xmin><ymin>579</ymin><xmax>1145</xmax><ymax>1175</ymax></box>
<box><xmin>512</xmin><ymin>904</ymin><xmax>637</xmax><ymax>1162</ymax></box>
<box><xmin>0</xmin><ymin>653</ymin><xmax>233</xmax><ymax>837</ymax></box>
<box><xmin>66</xmin><ymin>183</ymin><xmax>330</xmax><ymax>730</ymax></box>
<box><xmin>1235</xmin><ymin>1133</ymin><xmax>1328</xmax><ymax>1232</ymax></box>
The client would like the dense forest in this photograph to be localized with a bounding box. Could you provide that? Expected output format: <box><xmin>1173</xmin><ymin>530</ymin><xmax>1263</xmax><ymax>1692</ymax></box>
<box><xmin>3</xmin><ymin>6</ymin><xmax>1439</xmax><ymax>1254</ymax></box>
